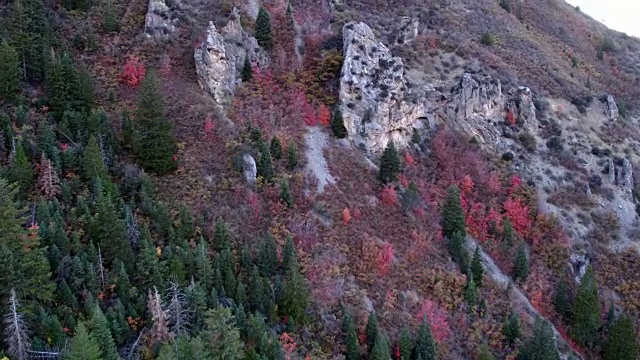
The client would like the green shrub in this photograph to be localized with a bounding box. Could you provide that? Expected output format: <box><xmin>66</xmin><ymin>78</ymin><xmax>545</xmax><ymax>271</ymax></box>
<box><xmin>481</xmin><ymin>33</ymin><xmax>496</xmax><ymax>46</ymax></box>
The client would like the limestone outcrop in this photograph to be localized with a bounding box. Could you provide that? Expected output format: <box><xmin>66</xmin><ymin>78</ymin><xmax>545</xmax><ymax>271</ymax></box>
<box><xmin>603</xmin><ymin>94</ymin><xmax>619</xmax><ymax>121</ymax></box>
<box><xmin>339</xmin><ymin>22</ymin><xmax>429</xmax><ymax>154</ymax></box>
<box><xmin>144</xmin><ymin>0</ymin><xmax>178</xmax><ymax>39</ymax></box>
<box><xmin>395</xmin><ymin>17</ymin><xmax>419</xmax><ymax>45</ymax></box>
<box><xmin>194</xmin><ymin>8</ymin><xmax>268</xmax><ymax>108</ymax></box>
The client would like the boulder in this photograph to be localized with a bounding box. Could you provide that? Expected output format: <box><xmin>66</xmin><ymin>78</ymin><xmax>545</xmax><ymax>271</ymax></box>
<box><xmin>194</xmin><ymin>22</ymin><xmax>236</xmax><ymax>107</ymax></box>
<box><xmin>242</xmin><ymin>154</ymin><xmax>257</xmax><ymax>184</ymax></box>
<box><xmin>144</xmin><ymin>0</ymin><xmax>178</xmax><ymax>39</ymax></box>
<box><xmin>395</xmin><ymin>17</ymin><xmax>419</xmax><ymax>45</ymax></box>
<box><xmin>604</xmin><ymin>94</ymin><xmax>619</xmax><ymax>121</ymax></box>
<box><xmin>339</xmin><ymin>22</ymin><xmax>430</xmax><ymax>154</ymax></box>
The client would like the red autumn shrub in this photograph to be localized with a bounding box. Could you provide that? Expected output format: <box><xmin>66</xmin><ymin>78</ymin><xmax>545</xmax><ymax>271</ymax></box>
<box><xmin>506</xmin><ymin>109</ymin><xmax>516</xmax><ymax>125</ymax></box>
<box><xmin>380</xmin><ymin>184</ymin><xmax>399</xmax><ymax>207</ymax></box>
<box><xmin>415</xmin><ymin>300</ymin><xmax>452</xmax><ymax>343</ymax></box>
<box><xmin>342</xmin><ymin>208</ymin><xmax>351</xmax><ymax>225</ymax></box>
<box><xmin>377</xmin><ymin>242</ymin><xmax>394</xmax><ymax>276</ymax></box>
<box><xmin>318</xmin><ymin>104</ymin><xmax>330</xmax><ymax>127</ymax></box>
<box><xmin>503</xmin><ymin>197</ymin><xmax>533</xmax><ymax>236</ymax></box>
<box><xmin>121</xmin><ymin>56</ymin><xmax>146</xmax><ymax>87</ymax></box>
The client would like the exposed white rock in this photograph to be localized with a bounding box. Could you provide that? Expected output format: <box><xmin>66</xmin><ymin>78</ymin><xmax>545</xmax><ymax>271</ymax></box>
<box><xmin>395</xmin><ymin>17</ymin><xmax>419</xmax><ymax>45</ymax></box>
<box><xmin>604</xmin><ymin>94</ymin><xmax>619</xmax><ymax>121</ymax></box>
<box><xmin>144</xmin><ymin>0</ymin><xmax>178</xmax><ymax>39</ymax></box>
<box><xmin>195</xmin><ymin>22</ymin><xmax>236</xmax><ymax>108</ymax></box>
<box><xmin>242</xmin><ymin>154</ymin><xmax>257</xmax><ymax>185</ymax></box>
<box><xmin>339</xmin><ymin>22</ymin><xmax>429</xmax><ymax>154</ymax></box>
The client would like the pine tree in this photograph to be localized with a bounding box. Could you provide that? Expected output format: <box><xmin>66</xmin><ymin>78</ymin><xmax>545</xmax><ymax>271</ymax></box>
<box><xmin>65</xmin><ymin>322</ymin><xmax>102</xmax><ymax>360</ymax></box>
<box><xmin>270</xmin><ymin>136</ymin><xmax>282</xmax><ymax>160</ymax></box>
<box><xmin>365</xmin><ymin>312</ymin><xmax>378</xmax><ymax>349</ymax></box>
<box><xmin>344</xmin><ymin>315</ymin><xmax>360</xmax><ymax>360</ymax></box>
<box><xmin>471</xmin><ymin>246</ymin><xmax>484</xmax><ymax>287</ymax></box>
<box><xmin>282</xmin><ymin>236</ymin><xmax>295</xmax><ymax>272</ymax></box>
<box><xmin>370</xmin><ymin>332</ymin><xmax>391</xmax><ymax>360</ymax></box>
<box><xmin>248</xmin><ymin>266</ymin><xmax>264</xmax><ymax>314</ymax></box>
<box><xmin>478</xmin><ymin>343</ymin><xmax>496</xmax><ymax>360</ymax></box>
<box><xmin>399</xmin><ymin>326</ymin><xmax>412</xmax><ymax>360</ymax></box>
<box><xmin>195</xmin><ymin>240</ymin><xmax>214</xmax><ymax>291</ymax></box>
<box><xmin>136</xmin><ymin>225</ymin><xmax>163</xmax><ymax>290</ymax></box>
<box><xmin>464</xmin><ymin>274</ymin><xmax>478</xmax><ymax>307</ymax></box>
<box><xmin>513</xmin><ymin>244</ymin><xmax>529</xmax><ymax>283</ymax></box>
<box><xmin>280</xmin><ymin>179</ymin><xmax>293</xmax><ymax>208</ymax></box>
<box><xmin>553</xmin><ymin>278</ymin><xmax>571</xmax><ymax>319</ymax></box>
<box><xmin>133</xmin><ymin>71</ymin><xmax>176</xmax><ymax>174</ymax></box>
<box><xmin>37</xmin><ymin>154</ymin><xmax>61</xmax><ymax>199</ymax></box>
<box><xmin>572</xmin><ymin>266</ymin><xmax>601</xmax><ymax>347</ymax></box>
<box><xmin>258</xmin><ymin>142</ymin><xmax>275</xmax><ymax>182</ymax></box>
<box><xmin>89</xmin><ymin>191</ymin><xmax>134</xmax><ymax>270</ymax></box>
<box><xmin>3</xmin><ymin>289</ymin><xmax>31</xmax><ymax>360</ymax></box>
<box><xmin>447</xmin><ymin>231</ymin><xmax>469</xmax><ymax>273</ymax></box>
<box><xmin>331</xmin><ymin>108</ymin><xmax>347</xmax><ymax>139</ymax></box>
<box><xmin>503</xmin><ymin>218</ymin><xmax>514</xmax><ymax>246</ymax></box>
<box><xmin>287</xmin><ymin>141</ymin><xmax>297</xmax><ymax>170</ymax></box>
<box><xmin>415</xmin><ymin>315</ymin><xmax>436</xmax><ymax>360</ymax></box>
<box><xmin>282</xmin><ymin>250</ymin><xmax>309</xmax><ymax>324</ymax></box>
<box><xmin>378</xmin><ymin>141</ymin><xmax>400</xmax><ymax>183</ymax></box>
<box><xmin>46</xmin><ymin>53</ymin><xmax>86</xmax><ymax>120</ymax></box>
<box><xmin>255</xmin><ymin>7</ymin><xmax>273</xmax><ymax>50</ymax></box>
<box><xmin>502</xmin><ymin>311</ymin><xmax>521</xmax><ymax>346</ymax></box>
<box><xmin>518</xmin><ymin>317</ymin><xmax>560</xmax><ymax>360</ymax></box>
<box><xmin>441</xmin><ymin>186</ymin><xmax>466</xmax><ymax>239</ymax></box>
<box><xmin>8</xmin><ymin>143</ymin><xmax>34</xmax><ymax>191</ymax></box>
<box><xmin>602</xmin><ymin>313</ymin><xmax>638</xmax><ymax>360</ymax></box>
<box><xmin>81</xmin><ymin>135</ymin><xmax>108</xmax><ymax>181</ymax></box>
<box><xmin>214</xmin><ymin>217</ymin><xmax>232</xmax><ymax>252</ymax></box>
<box><xmin>103</xmin><ymin>2</ymin><xmax>119</xmax><ymax>33</ymax></box>
<box><xmin>258</xmin><ymin>235</ymin><xmax>278</xmax><ymax>278</ymax></box>
<box><xmin>0</xmin><ymin>41</ymin><xmax>21</xmax><ymax>104</ymax></box>
<box><xmin>8</xmin><ymin>0</ymin><xmax>50</xmax><ymax>82</ymax></box>
<box><xmin>242</xmin><ymin>55</ymin><xmax>253</xmax><ymax>82</ymax></box>
<box><xmin>90</xmin><ymin>305</ymin><xmax>118</xmax><ymax>360</ymax></box>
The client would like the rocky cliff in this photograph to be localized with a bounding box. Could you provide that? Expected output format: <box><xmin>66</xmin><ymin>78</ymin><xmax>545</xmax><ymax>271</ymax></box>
<box><xmin>339</xmin><ymin>22</ymin><xmax>430</xmax><ymax>154</ymax></box>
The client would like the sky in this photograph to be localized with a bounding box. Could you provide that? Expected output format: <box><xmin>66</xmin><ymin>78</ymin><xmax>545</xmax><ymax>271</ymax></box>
<box><xmin>565</xmin><ymin>0</ymin><xmax>640</xmax><ymax>38</ymax></box>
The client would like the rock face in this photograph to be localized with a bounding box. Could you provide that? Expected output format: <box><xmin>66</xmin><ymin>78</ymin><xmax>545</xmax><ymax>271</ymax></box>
<box><xmin>506</xmin><ymin>86</ymin><xmax>537</xmax><ymax>128</ymax></box>
<box><xmin>242</xmin><ymin>154</ymin><xmax>257</xmax><ymax>184</ymax></box>
<box><xmin>194</xmin><ymin>8</ymin><xmax>268</xmax><ymax>108</ymax></box>
<box><xmin>395</xmin><ymin>17</ymin><xmax>419</xmax><ymax>45</ymax></box>
<box><xmin>339</xmin><ymin>22</ymin><xmax>429</xmax><ymax>154</ymax></box>
<box><xmin>144</xmin><ymin>0</ymin><xmax>178</xmax><ymax>39</ymax></box>
<box><xmin>606</xmin><ymin>157</ymin><xmax>634</xmax><ymax>191</ymax></box>
<box><xmin>604</xmin><ymin>94</ymin><xmax>619</xmax><ymax>121</ymax></box>
<box><xmin>444</xmin><ymin>72</ymin><xmax>504</xmax><ymax>145</ymax></box>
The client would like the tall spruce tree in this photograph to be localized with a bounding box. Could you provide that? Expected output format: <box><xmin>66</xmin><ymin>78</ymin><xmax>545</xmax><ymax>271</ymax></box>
<box><xmin>365</xmin><ymin>311</ymin><xmax>378</xmax><ymax>350</ymax></box>
<box><xmin>370</xmin><ymin>332</ymin><xmax>391</xmax><ymax>360</ymax></box>
<box><xmin>513</xmin><ymin>244</ymin><xmax>529</xmax><ymax>283</ymax></box>
<box><xmin>81</xmin><ymin>135</ymin><xmax>108</xmax><ymax>181</ymax></box>
<box><xmin>441</xmin><ymin>186</ymin><xmax>466</xmax><ymax>239</ymax></box>
<box><xmin>8</xmin><ymin>143</ymin><xmax>34</xmax><ymax>191</ymax></box>
<box><xmin>257</xmin><ymin>142</ymin><xmax>275</xmax><ymax>182</ymax></box>
<box><xmin>572</xmin><ymin>266</ymin><xmax>601</xmax><ymax>347</ymax></box>
<box><xmin>255</xmin><ymin>8</ymin><xmax>273</xmax><ymax>50</ymax></box>
<box><xmin>378</xmin><ymin>141</ymin><xmax>400</xmax><ymax>183</ymax></box>
<box><xmin>270</xmin><ymin>136</ymin><xmax>282</xmax><ymax>160</ymax></box>
<box><xmin>553</xmin><ymin>278</ymin><xmax>571</xmax><ymax>319</ymax></box>
<box><xmin>602</xmin><ymin>313</ymin><xmax>638</xmax><ymax>360</ymax></box>
<box><xmin>518</xmin><ymin>317</ymin><xmax>560</xmax><ymax>360</ymax></box>
<box><xmin>464</xmin><ymin>273</ymin><xmax>478</xmax><ymax>307</ymax></box>
<box><xmin>287</xmin><ymin>141</ymin><xmax>297</xmax><ymax>170</ymax></box>
<box><xmin>282</xmin><ymin>248</ymin><xmax>308</xmax><ymax>325</ymax></box>
<box><xmin>331</xmin><ymin>108</ymin><xmax>347</xmax><ymax>139</ymax></box>
<box><xmin>344</xmin><ymin>315</ymin><xmax>360</xmax><ymax>360</ymax></box>
<box><xmin>242</xmin><ymin>55</ymin><xmax>253</xmax><ymax>82</ymax></box>
<box><xmin>447</xmin><ymin>231</ymin><xmax>469</xmax><ymax>273</ymax></box>
<box><xmin>471</xmin><ymin>246</ymin><xmax>484</xmax><ymax>287</ymax></box>
<box><xmin>202</xmin><ymin>307</ymin><xmax>244</xmax><ymax>360</ymax></box>
<box><xmin>65</xmin><ymin>322</ymin><xmax>102</xmax><ymax>360</ymax></box>
<box><xmin>399</xmin><ymin>326</ymin><xmax>412</xmax><ymax>360</ymax></box>
<box><xmin>0</xmin><ymin>41</ymin><xmax>21</xmax><ymax>104</ymax></box>
<box><xmin>415</xmin><ymin>315</ymin><xmax>436</xmax><ymax>360</ymax></box>
<box><xmin>502</xmin><ymin>311</ymin><xmax>521</xmax><ymax>346</ymax></box>
<box><xmin>133</xmin><ymin>71</ymin><xmax>176</xmax><ymax>174</ymax></box>
<box><xmin>280</xmin><ymin>179</ymin><xmax>293</xmax><ymax>208</ymax></box>
<box><xmin>90</xmin><ymin>305</ymin><xmax>118</xmax><ymax>360</ymax></box>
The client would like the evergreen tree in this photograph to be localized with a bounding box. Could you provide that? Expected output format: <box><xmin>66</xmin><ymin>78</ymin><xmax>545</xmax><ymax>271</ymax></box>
<box><xmin>513</xmin><ymin>244</ymin><xmax>529</xmax><ymax>283</ymax></box>
<box><xmin>518</xmin><ymin>317</ymin><xmax>560</xmax><ymax>360</ymax></box>
<box><xmin>282</xmin><ymin>250</ymin><xmax>308</xmax><ymax>325</ymax></box>
<box><xmin>248</xmin><ymin>266</ymin><xmax>264</xmax><ymax>314</ymax></box>
<box><xmin>65</xmin><ymin>322</ymin><xmax>102</xmax><ymax>360</ymax></box>
<box><xmin>195</xmin><ymin>240</ymin><xmax>214</xmax><ymax>291</ymax></box>
<box><xmin>571</xmin><ymin>266</ymin><xmax>601</xmax><ymax>347</ymax></box>
<box><xmin>136</xmin><ymin>225</ymin><xmax>163</xmax><ymax>290</ymax></box>
<box><xmin>133</xmin><ymin>71</ymin><xmax>176</xmax><ymax>174</ymax></box>
<box><xmin>447</xmin><ymin>231</ymin><xmax>469</xmax><ymax>273</ymax></box>
<box><xmin>257</xmin><ymin>142</ymin><xmax>275</xmax><ymax>182</ymax></box>
<box><xmin>344</xmin><ymin>315</ymin><xmax>360</xmax><ymax>360</ymax></box>
<box><xmin>202</xmin><ymin>307</ymin><xmax>244</xmax><ymax>359</ymax></box>
<box><xmin>8</xmin><ymin>0</ymin><xmax>50</xmax><ymax>82</ymax></box>
<box><xmin>415</xmin><ymin>315</ymin><xmax>436</xmax><ymax>360</ymax></box>
<box><xmin>399</xmin><ymin>326</ymin><xmax>412</xmax><ymax>360</ymax></box>
<box><xmin>90</xmin><ymin>305</ymin><xmax>118</xmax><ymax>360</ymax></box>
<box><xmin>365</xmin><ymin>311</ymin><xmax>378</xmax><ymax>349</ymax></box>
<box><xmin>81</xmin><ymin>135</ymin><xmax>108</xmax><ymax>181</ymax></box>
<box><xmin>0</xmin><ymin>41</ymin><xmax>21</xmax><ymax>104</ymax></box>
<box><xmin>553</xmin><ymin>278</ymin><xmax>571</xmax><ymax>319</ymax></box>
<box><xmin>103</xmin><ymin>2</ymin><xmax>119</xmax><ymax>33</ymax></box>
<box><xmin>471</xmin><ymin>246</ymin><xmax>484</xmax><ymax>287</ymax></box>
<box><xmin>270</xmin><ymin>136</ymin><xmax>282</xmax><ymax>160</ymax></box>
<box><xmin>378</xmin><ymin>141</ymin><xmax>400</xmax><ymax>183</ymax></box>
<box><xmin>331</xmin><ymin>108</ymin><xmax>347</xmax><ymax>139</ymax></box>
<box><xmin>157</xmin><ymin>335</ymin><xmax>212</xmax><ymax>360</ymax></box>
<box><xmin>242</xmin><ymin>55</ymin><xmax>253</xmax><ymax>82</ymax></box>
<box><xmin>214</xmin><ymin>217</ymin><xmax>231</xmax><ymax>252</ymax></box>
<box><xmin>502</xmin><ymin>311</ymin><xmax>521</xmax><ymax>346</ymax></box>
<box><xmin>464</xmin><ymin>274</ymin><xmax>478</xmax><ymax>307</ymax></box>
<box><xmin>503</xmin><ymin>218</ymin><xmax>514</xmax><ymax>246</ymax></box>
<box><xmin>255</xmin><ymin>7</ymin><xmax>273</xmax><ymax>50</ymax></box>
<box><xmin>282</xmin><ymin>236</ymin><xmax>295</xmax><ymax>272</ymax></box>
<box><xmin>602</xmin><ymin>313</ymin><xmax>638</xmax><ymax>360</ymax></box>
<box><xmin>8</xmin><ymin>143</ymin><xmax>34</xmax><ymax>191</ymax></box>
<box><xmin>258</xmin><ymin>235</ymin><xmax>278</xmax><ymax>278</ymax></box>
<box><xmin>89</xmin><ymin>191</ymin><xmax>134</xmax><ymax>271</ymax></box>
<box><xmin>478</xmin><ymin>343</ymin><xmax>496</xmax><ymax>360</ymax></box>
<box><xmin>280</xmin><ymin>179</ymin><xmax>293</xmax><ymax>208</ymax></box>
<box><xmin>441</xmin><ymin>186</ymin><xmax>466</xmax><ymax>239</ymax></box>
<box><xmin>287</xmin><ymin>141</ymin><xmax>297</xmax><ymax>170</ymax></box>
<box><xmin>46</xmin><ymin>53</ymin><xmax>87</xmax><ymax>120</ymax></box>
<box><xmin>370</xmin><ymin>332</ymin><xmax>390</xmax><ymax>360</ymax></box>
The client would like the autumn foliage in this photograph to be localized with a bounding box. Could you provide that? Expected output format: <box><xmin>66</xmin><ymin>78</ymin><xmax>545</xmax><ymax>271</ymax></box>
<box><xmin>120</xmin><ymin>56</ymin><xmax>146</xmax><ymax>87</ymax></box>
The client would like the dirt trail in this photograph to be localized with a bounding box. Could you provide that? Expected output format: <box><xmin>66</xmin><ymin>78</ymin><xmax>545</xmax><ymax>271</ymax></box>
<box><xmin>467</xmin><ymin>237</ymin><xmax>582</xmax><ymax>360</ymax></box>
